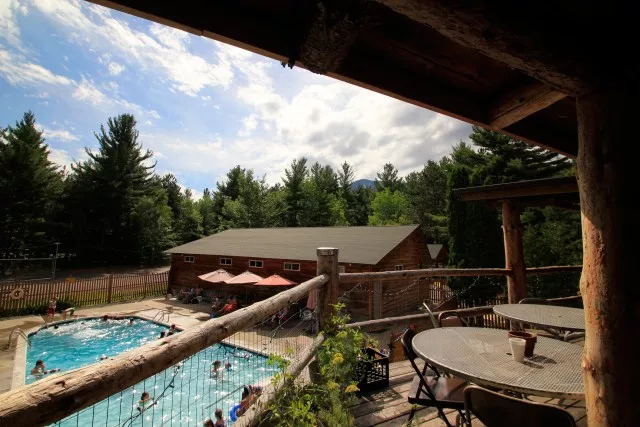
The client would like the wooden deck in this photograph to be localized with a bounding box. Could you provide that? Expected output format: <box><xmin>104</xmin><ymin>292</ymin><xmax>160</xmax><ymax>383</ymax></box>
<box><xmin>351</xmin><ymin>360</ymin><xmax>587</xmax><ymax>426</ymax></box>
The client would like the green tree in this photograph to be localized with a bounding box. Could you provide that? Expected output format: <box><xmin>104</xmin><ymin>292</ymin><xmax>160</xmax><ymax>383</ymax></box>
<box><xmin>368</xmin><ymin>189</ymin><xmax>411</xmax><ymax>225</ymax></box>
<box><xmin>405</xmin><ymin>158</ymin><xmax>451</xmax><ymax>242</ymax></box>
<box><xmin>350</xmin><ymin>186</ymin><xmax>373</xmax><ymax>225</ymax></box>
<box><xmin>0</xmin><ymin>111</ymin><xmax>63</xmax><ymax>258</ymax></box>
<box><xmin>130</xmin><ymin>188</ymin><xmax>175</xmax><ymax>264</ymax></box>
<box><xmin>173</xmin><ymin>189</ymin><xmax>203</xmax><ymax>243</ymax></box>
<box><xmin>282</xmin><ymin>158</ymin><xmax>308</xmax><ymax>227</ymax></box>
<box><xmin>197</xmin><ymin>188</ymin><xmax>216</xmax><ymax>235</ymax></box>
<box><xmin>69</xmin><ymin>114</ymin><xmax>156</xmax><ymax>263</ymax></box>
<box><xmin>374</xmin><ymin>163</ymin><xmax>403</xmax><ymax>192</ymax></box>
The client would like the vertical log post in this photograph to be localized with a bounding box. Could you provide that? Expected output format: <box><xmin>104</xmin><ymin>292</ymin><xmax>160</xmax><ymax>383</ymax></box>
<box><xmin>502</xmin><ymin>201</ymin><xmax>527</xmax><ymax>304</ymax></box>
<box><xmin>106</xmin><ymin>274</ymin><xmax>113</xmax><ymax>304</ymax></box>
<box><xmin>373</xmin><ymin>280</ymin><xmax>383</xmax><ymax>319</ymax></box>
<box><xmin>316</xmin><ymin>247</ymin><xmax>339</xmax><ymax>330</ymax></box>
<box><xmin>577</xmin><ymin>84</ymin><xmax>639</xmax><ymax>426</ymax></box>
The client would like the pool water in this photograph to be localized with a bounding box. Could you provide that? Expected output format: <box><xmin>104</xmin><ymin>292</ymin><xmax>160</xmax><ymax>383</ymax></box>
<box><xmin>27</xmin><ymin>318</ymin><xmax>168</xmax><ymax>384</ymax></box>
<box><xmin>26</xmin><ymin>318</ymin><xmax>276</xmax><ymax>426</ymax></box>
<box><xmin>56</xmin><ymin>343</ymin><xmax>276</xmax><ymax>426</ymax></box>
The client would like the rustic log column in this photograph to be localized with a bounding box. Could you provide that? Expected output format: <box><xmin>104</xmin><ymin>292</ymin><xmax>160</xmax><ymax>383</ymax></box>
<box><xmin>316</xmin><ymin>247</ymin><xmax>339</xmax><ymax>330</ymax></box>
<box><xmin>577</xmin><ymin>84</ymin><xmax>639</xmax><ymax>426</ymax></box>
<box><xmin>502</xmin><ymin>201</ymin><xmax>527</xmax><ymax>303</ymax></box>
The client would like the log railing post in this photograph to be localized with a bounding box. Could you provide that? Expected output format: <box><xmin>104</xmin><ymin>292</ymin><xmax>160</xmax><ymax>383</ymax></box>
<box><xmin>316</xmin><ymin>247</ymin><xmax>339</xmax><ymax>330</ymax></box>
<box><xmin>577</xmin><ymin>84</ymin><xmax>638</xmax><ymax>426</ymax></box>
<box><xmin>373</xmin><ymin>280</ymin><xmax>382</xmax><ymax>319</ymax></box>
<box><xmin>502</xmin><ymin>201</ymin><xmax>527</xmax><ymax>304</ymax></box>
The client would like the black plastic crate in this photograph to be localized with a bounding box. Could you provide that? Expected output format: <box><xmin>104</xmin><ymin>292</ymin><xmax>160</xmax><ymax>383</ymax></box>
<box><xmin>355</xmin><ymin>347</ymin><xmax>389</xmax><ymax>392</ymax></box>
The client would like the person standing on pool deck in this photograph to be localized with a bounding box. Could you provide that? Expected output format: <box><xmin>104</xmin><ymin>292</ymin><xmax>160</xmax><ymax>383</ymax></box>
<box><xmin>46</xmin><ymin>297</ymin><xmax>57</xmax><ymax>323</ymax></box>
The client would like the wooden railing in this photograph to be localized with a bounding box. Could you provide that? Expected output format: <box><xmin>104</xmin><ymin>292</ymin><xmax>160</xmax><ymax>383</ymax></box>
<box><xmin>0</xmin><ymin>272</ymin><xmax>169</xmax><ymax>316</ymax></box>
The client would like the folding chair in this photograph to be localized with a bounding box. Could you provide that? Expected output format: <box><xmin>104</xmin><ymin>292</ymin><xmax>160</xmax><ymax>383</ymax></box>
<box><xmin>438</xmin><ymin>311</ymin><xmax>467</xmax><ymax>327</ymax></box>
<box><xmin>400</xmin><ymin>328</ymin><xmax>467</xmax><ymax>426</ymax></box>
<box><xmin>464</xmin><ymin>385</ymin><xmax>576</xmax><ymax>427</ymax></box>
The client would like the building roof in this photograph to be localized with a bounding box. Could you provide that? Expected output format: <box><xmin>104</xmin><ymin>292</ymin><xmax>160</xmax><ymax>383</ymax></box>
<box><xmin>166</xmin><ymin>225</ymin><xmax>420</xmax><ymax>265</ymax></box>
<box><xmin>427</xmin><ymin>244</ymin><xmax>445</xmax><ymax>260</ymax></box>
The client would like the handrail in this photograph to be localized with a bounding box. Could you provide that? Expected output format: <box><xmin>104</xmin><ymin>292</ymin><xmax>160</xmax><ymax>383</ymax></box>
<box><xmin>345</xmin><ymin>305</ymin><xmax>496</xmax><ymax>331</ymax></box>
<box><xmin>6</xmin><ymin>328</ymin><xmax>30</xmax><ymax>350</ymax></box>
<box><xmin>339</xmin><ymin>268</ymin><xmax>513</xmax><ymax>283</ymax></box>
<box><xmin>0</xmin><ymin>273</ymin><xmax>329</xmax><ymax>427</ymax></box>
<box><xmin>525</xmin><ymin>265</ymin><xmax>582</xmax><ymax>275</ymax></box>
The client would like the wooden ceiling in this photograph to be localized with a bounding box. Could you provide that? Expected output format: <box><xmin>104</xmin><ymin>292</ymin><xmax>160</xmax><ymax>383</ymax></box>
<box><xmin>88</xmin><ymin>0</ymin><xmax>637</xmax><ymax>158</ymax></box>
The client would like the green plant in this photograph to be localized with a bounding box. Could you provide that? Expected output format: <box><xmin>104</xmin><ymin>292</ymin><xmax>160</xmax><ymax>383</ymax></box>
<box><xmin>264</xmin><ymin>304</ymin><xmax>373</xmax><ymax>426</ymax></box>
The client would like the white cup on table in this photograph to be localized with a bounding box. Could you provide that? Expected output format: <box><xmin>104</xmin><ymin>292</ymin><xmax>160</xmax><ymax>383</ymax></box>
<box><xmin>509</xmin><ymin>337</ymin><xmax>526</xmax><ymax>362</ymax></box>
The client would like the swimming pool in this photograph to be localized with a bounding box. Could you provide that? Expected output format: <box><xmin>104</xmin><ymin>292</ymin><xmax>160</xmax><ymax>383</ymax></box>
<box><xmin>26</xmin><ymin>317</ymin><xmax>168</xmax><ymax>384</ymax></box>
<box><xmin>27</xmin><ymin>318</ymin><xmax>276</xmax><ymax>426</ymax></box>
<box><xmin>54</xmin><ymin>343</ymin><xmax>275</xmax><ymax>426</ymax></box>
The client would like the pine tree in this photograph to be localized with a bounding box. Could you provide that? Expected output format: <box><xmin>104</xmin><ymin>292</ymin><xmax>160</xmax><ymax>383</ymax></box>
<box><xmin>374</xmin><ymin>163</ymin><xmax>403</xmax><ymax>192</ymax></box>
<box><xmin>0</xmin><ymin>111</ymin><xmax>63</xmax><ymax>257</ymax></box>
<box><xmin>282</xmin><ymin>158</ymin><xmax>308</xmax><ymax>226</ymax></box>
<box><xmin>69</xmin><ymin>114</ymin><xmax>156</xmax><ymax>263</ymax></box>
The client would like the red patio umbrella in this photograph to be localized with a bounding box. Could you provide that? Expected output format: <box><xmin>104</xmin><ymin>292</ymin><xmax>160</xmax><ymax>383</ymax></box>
<box><xmin>253</xmin><ymin>274</ymin><xmax>297</xmax><ymax>287</ymax></box>
<box><xmin>225</xmin><ymin>271</ymin><xmax>264</xmax><ymax>285</ymax></box>
<box><xmin>198</xmin><ymin>269</ymin><xmax>235</xmax><ymax>284</ymax></box>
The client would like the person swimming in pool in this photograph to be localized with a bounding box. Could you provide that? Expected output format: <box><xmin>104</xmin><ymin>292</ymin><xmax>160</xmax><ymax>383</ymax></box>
<box><xmin>137</xmin><ymin>391</ymin><xmax>154</xmax><ymax>412</ymax></box>
<box><xmin>31</xmin><ymin>360</ymin><xmax>60</xmax><ymax>376</ymax></box>
<box><xmin>225</xmin><ymin>361</ymin><xmax>232</xmax><ymax>371</ymax></box>
<box><xmin>211</xmin><ymin>360</ymin><xmax>224</xmax><ymax>379</ymax></box>
<box><xmin>128</xmin><ymin>318</ymin><xmax>134</xmax><ymax>326</ymax></box>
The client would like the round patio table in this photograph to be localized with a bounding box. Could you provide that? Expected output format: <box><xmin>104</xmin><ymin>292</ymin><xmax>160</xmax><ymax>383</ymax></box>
<box><xmin>412</xmin><ymin>327</ymin><xmax>584</xmax><ymax>399</ymax></box>
<box><xmin>493</xmin><ymin>304</ymin><xmax>585</xmax><ymax>332</ymax></box>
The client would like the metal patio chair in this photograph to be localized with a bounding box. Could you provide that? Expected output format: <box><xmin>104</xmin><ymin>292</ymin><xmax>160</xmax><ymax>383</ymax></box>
<box><xmin>401</xmin><ymin>328</ymin><xmax>467</xmax><ymax>426</ymax></box>
<box><xmin>463</xmin><ymin>385</ymin><xmax>576</xmax><ymax>427</ymax></box>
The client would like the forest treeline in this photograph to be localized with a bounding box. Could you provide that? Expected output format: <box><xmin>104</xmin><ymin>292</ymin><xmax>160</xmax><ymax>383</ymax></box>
<box><xmin>1</xmin><ymin>111</ymin><xmax>581</xmax><ymax>297</ymax></box>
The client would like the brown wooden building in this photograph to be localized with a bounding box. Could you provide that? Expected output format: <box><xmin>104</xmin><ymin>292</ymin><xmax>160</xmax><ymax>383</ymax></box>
<box><xmin>166</xmin><ymin>225</ymin><xmax>425</xmax><ymax>319</ymax></box>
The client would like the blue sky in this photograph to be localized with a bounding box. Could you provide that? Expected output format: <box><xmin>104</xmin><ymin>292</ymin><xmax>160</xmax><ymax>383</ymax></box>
<box><xmin>0</xmin><ymin>0</ymin><xmax>471</xmax><ymax>197</ymax></box>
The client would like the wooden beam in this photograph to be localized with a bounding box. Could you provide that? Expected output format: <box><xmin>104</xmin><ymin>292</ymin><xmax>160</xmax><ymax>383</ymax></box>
<box><xmin>374</xmin><ymin>0</ymin><xmax>603</xmax><ymax>95</ymax></box>
<box><xmin>346</xmin><ymin>306</ymin><xmax>495</xmax><ymax>331</ymax></box>
<box><xmin>339</xmin><ymin>268</ymin><xmax>512</xmax><ymax>283</ymax></box>
<box><xmin>502</xmin><ymin>201</ymin><xmax>527</xmax><ymax>304</ymax></box>
<box><xmin>577</xmin><ymin>84</ymin><xmax>638</xmax><ymax>426</ymax></box>
<box><xmin>316</xmin><ymin>247</ymin><xmax>339</xmax><ymax>329</ymax></box>
<box><xmin>454</xmin><ymin>176</ymin><xmax>578</xmax><ymax>202</ymax></box>
<box><xmin>525</xmin><ymin>265</ymin><xmax>582</xmax><ymax>275</ymax></box>
<box><xmin>0</xmin><ymin>274</ymin><xmax>329</xmax><ymax>426</ymax></box>
<box><xmin>490</xmin><ymin>82</ymin><xmax>567</xmax><ymax>129</ymax></box>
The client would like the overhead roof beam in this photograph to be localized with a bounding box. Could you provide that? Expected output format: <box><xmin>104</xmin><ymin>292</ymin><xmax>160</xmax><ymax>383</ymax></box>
<box><xmin>490</xmin><ymin>82</ymin><xmax>567</xmax><ymax>129</ymax></box>
<box><xmin>374</xmin><ymin>0</ymin><xmax>605</xmax><ymax>95</ymax></box>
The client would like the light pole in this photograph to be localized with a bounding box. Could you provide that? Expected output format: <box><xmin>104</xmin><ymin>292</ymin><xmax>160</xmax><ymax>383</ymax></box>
<box><xmin>52</xmin><ymin>242</ymin><xmax>61</xmax><ymax>280</ymax></box>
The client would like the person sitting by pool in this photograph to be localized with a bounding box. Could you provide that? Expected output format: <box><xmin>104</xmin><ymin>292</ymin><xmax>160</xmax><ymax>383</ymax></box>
<box><xmin>213</xmin><ymin>409</ymin><xmax>226</xmax><ymax>427</ymax></box>
<box><xmin>211</xmin><ymin>296</ymin><xmax>224</xmax><ymax>312</ymax></box>
<box><xmin>62</xmin><ymin>307</ymin><xmax>76</xmax><ymax>320</ymax></box>
<box><xmin>102</xmin><ymin>315</ymin><xmax>109</xmax><ymax>322</ymax></box>
<box><xmin>220</xmin><ymin>296</ymin><xmax>238</xmax><ymax>316</ymax></box>
<box><xmin>137</xmin><ymin>391</ymin><xmax>156</xmax><ymax>413</ymax></box>
<box><xmin>235</xmin><ymin>385</ymin><xmax>263</xmax><ymax>416</ymax></box>
<box><xmin>31</xmin><ymin>360</ymin><xmax>60</xmax><ymax>376</ymax></box>
<box><xmin>211</xmin><ymin>360</ymin><xmax>224</xmax><ymax>379</ymax></box>
<box><xmin>170</xmin><ymin>324</ymin><xmax>177</xmax><ymax>332</ymax></box>
<box><xmin>159</xmin><ymin>331</ymin><xmax>166</xmax><ymax>338</ymax></box>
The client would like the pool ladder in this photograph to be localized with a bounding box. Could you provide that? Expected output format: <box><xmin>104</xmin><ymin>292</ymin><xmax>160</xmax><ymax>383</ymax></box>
<box><xmin>5</xmin><ymin>328</ymin><xmax>30</xmax><ymax>350</ymax></box>
<box><xmin>152</xmin><ymin>309</ymin><xmax>171</xmax><ymax>324</ymax></box>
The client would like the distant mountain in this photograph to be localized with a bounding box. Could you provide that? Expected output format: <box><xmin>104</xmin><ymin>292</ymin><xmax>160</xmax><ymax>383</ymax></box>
<box><xmin>351</xmin><ymin>179</ymin><xmax>375</xmax><ymax>189</ymax></box>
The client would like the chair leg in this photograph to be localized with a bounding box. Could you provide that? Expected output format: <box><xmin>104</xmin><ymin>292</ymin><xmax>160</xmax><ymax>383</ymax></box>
<box><xmin>435</xmin><ymin>406</ymin><xmax>454</xmax><ymax>427</ymax></box>
<box><xmin>407</xmin><ymin>406</ymin><xmax>417</xmax><ymax>423</ymax></box>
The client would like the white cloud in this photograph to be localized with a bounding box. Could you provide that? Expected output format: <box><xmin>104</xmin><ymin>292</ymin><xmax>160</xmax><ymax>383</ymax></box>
<box><xmin>26</xmin><ymin>91</ymin><xmax>50</xmax><ymax>99</ymax></box>
<box><xmin>144</xmin><ymin>120</ymin><xmax>152</xmax><ymax>126</ymax></box>
<box><xmin>32</xmin><ymin>0</ymin><xmax>234</xmax><ymax>96</ymax></box>
<box><xmin>0</xmin><ymin>0</ymin><xmax>27</xmax><ymax>48</ymax></box>
<box><xmin>201</xmin><ymin>95</ymin><xmax>211</xmax><ymax>101</ymax></box>
<box><xmin>237</xmin><ymin>114</ymin><xmax>258</xmax><ymax>137</ymax></box>
<box><xmin>72</xmin><ymin>76</ymin><xmax>108</xmax><ymax>105</ymax></box>
<box><xmin>107</xmin><ymin>61</ymin><xmax>124</xmax><ymax>75</ymax></box>
<box><xmin>0</xmin><ymin>48</ymin><xmax>73</xmax><ymax>86</ymax></box>
<box><xmin>40</xmin><ymin>125</ymin><xmax>79</xmax><ymax>142</ymax></box>
<box><xmin>48</xmin><ymin>148</ymin><xmax>73</xmax><ymax>169</ymax></box>
<box><xmin>148</xmin><ymin>109</ymin><xmax>160</xmax><ymax>120</ymax></box>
